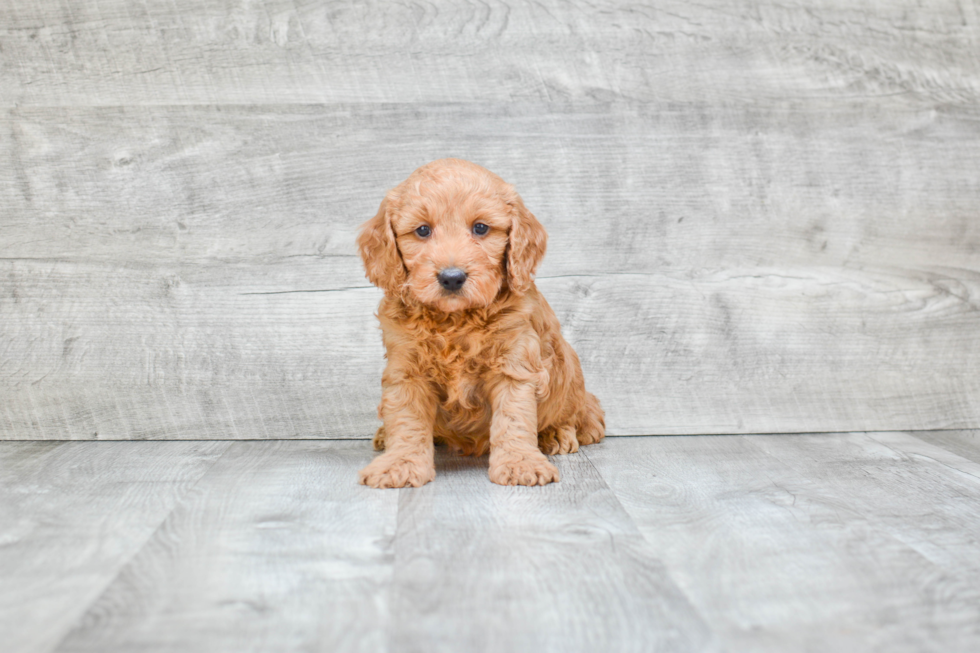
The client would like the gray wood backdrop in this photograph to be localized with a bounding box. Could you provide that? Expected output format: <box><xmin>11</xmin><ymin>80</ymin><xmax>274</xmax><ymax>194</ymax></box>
<box><xmin>2</xmin><ymin>0</ymin><xmax>978</xmax><ymax>440</ymax></box>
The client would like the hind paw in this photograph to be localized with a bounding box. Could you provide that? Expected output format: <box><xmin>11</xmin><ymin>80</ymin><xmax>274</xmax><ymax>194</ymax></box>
<box><xmin>538</xmin><ymin>424</ymin><xmax>579</xmax><ymax>455</ymax></box>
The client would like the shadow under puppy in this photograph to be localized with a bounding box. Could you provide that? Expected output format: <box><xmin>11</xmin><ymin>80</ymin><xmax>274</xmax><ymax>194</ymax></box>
<box><xmin>357</xmin><ymin>158</ymin><xmax>605</xmax><ymax>488</ymax></box>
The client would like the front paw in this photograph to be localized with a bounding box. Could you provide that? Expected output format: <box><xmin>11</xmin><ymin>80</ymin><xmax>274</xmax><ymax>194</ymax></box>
<box><xmin>489</xmin><ymin>450</ymin><xmax>560</xmax><ymax>486</ymax></box>
<box><xmin>359</xmin><ymin>452</ymin><xmax>435</xmax><ymax>488</ymax></box>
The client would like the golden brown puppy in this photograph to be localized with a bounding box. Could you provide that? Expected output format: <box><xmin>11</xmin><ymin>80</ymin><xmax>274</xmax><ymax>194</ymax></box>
<box><xmin>357</xmin><ymin>158</ymin><xmax>604</xmax><ymax>488</ymax></box>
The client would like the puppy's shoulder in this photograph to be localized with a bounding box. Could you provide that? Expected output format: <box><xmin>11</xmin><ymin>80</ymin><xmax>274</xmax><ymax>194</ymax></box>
<box><xmin>376</xmin><ymin>295</ymin><xmax>431</xmax><ymax>350</ymax></box>
<box><xmin>518</xmin><ymin>284</ymin><xmax>562</xmax><ymax>337</ymax></box>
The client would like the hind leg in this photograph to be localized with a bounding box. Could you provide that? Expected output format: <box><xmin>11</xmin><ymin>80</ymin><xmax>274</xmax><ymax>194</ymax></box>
<box><xmin>576</xmin><ymin>392</ymin><xmax>605</xmax><ymax>446</ymax></box>
<box><xmin>372</xmin><ymin>425</ymin><xmax>386</xmax><ymax>451</ymax></box>
<box><xmin>538</xmin><ymin>423</ymin><xmax>579</xmax><ymax>455</ymax></box>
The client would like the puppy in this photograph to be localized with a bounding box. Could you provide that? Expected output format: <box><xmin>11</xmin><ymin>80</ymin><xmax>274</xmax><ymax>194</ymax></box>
<box><xmin>356</xmin><ymin>158</ymin><xmax>604</xmax><ymax>487</ymax></box>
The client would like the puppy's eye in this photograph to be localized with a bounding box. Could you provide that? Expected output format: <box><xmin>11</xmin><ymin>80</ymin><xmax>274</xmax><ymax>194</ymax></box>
<box><xmin>415</xmin><ymin>225</ymin><xmax>431</xmax><ymax>238</ymax></box>
<box><xmin>472</xmin><ymin>222</ymin><xmax>489</xmax><ymax>236</ymax></box>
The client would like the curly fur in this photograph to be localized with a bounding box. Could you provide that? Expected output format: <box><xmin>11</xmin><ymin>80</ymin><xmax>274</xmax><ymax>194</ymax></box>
<box><xmin>357</xmin><ymin>159</ymin><xmax>604</xmax><ymax>488</ymax></box>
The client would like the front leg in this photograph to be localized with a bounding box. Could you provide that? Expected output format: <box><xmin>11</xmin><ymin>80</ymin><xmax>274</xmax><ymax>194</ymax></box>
<box><xmin>487</xmin><ymin>379</ymin><xmax>560</xmax><ymax>486</ymax></box>
<box><xmin>359</xmin><ymin>379</ymin><xmax>437</xmax><ymax>488</ymax></box>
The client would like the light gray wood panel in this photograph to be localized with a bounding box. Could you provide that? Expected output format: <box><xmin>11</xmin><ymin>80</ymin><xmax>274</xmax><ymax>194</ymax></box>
<box><xmin>765</xmin><ymin>431</ymin><xmax>980</xmax><ymax>575</ymax></box>
<box><xmin>5</xmin><ymin>435</ymin><xmax>980</xmax><ymax>651</ymax></box>
<box><xmin>915</xmin><ymin>429</ymin><xmax>980</xmax><ymax>465</ymax></box>
<box><xmin>386</xmin><ymin>448</ymin><xmax>715</xmax><ymax>653</ymax></box>
<box><xmin>4</xmin><ymin>103</ymin><xmax>979</xmax><ymax>271</ymax></box>
<box><xmin>559</xmin><ymin>266</ymin><xmax>980</xmax><ymax>435</ymax></box>
<box><xmin>2</xmin><ymin>260</ymin><xmax>978</xmax><ymax>439</ymax></box>
<box><xmin>0</xmin><ymin>440</ymin><xmax>230</xmax><ymax>653</ymax></box>
<box><xmin>2</xmin><ymin>0</ymin><xmax>978</xmax><ymax>107</ymax></box>
<box><xmin>53</xmin><ymin>440</ymin><xmax>398</xmax><ymax>653</ymax></box>
<box><xmin>0</xmin><ymin>257</ymin><xmax>384</xmax><ymax>440</ymax></box>
<box><xmin>2</xmin><ymin>101</ymin><xmax>979</xmax><ymax>438</ymax></box>
<box><xmin>585</xmin><ymin>433</ymin><xmax>980</xmax><ymax>652</ymax></box>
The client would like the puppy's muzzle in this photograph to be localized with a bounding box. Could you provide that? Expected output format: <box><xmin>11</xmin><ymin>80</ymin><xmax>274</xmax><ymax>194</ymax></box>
<box><xmin>437</xmin><ymin>267</ymin><xmax>467</xmax><ymax>292</ymax></box>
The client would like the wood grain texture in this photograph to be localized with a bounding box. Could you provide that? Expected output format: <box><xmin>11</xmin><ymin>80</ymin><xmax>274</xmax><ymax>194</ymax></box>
<box><xmin>1</xmin><ymin>261</ymin><xmax>978</xmax><ymax>438</ymax></box>
<box><xmin>2</xmin><ymin>101</ymin><xmax>979</xmax><ymax>438</ymax></box>
<box><xmin>912</xmin><ymin>429</ymin><xmax>980</xmax><ymax>465</ymax></box>
<box><xmin>386</xmin><ymin>448</ymin><xmax>715</xmax><ymax>653</ymax></box>
<box><xmin>52</xmin><ymin>440</ymin><xmax>399</xmax><ymax>653</ymax></box>
<box><xmin>5</xmin><ymin>434</ymin><xmax>980</xmax><ymax>652</ymax></box>
<box><xmin>0</xmin><ymin>257</ymin><xmax>384</xmax><ymax>439</ymax></box>
<box><xmin>4</xmin><ymin>103</ymin><xmax>980</xmax><ymax>270</ymax></box>
<box><xmin>585</xmin><ymin>433</ymin><xmax>980</xmax><ymax>652</ymax></box>
<box><xmin>1</xmin><ymin>0</ymin><xmax>978</xmax><ymax>107</ymax></box>
<box><xmin>0</xmin><ymin>440</ymin><xmax>230</xmax><ymax>653</ymax></box>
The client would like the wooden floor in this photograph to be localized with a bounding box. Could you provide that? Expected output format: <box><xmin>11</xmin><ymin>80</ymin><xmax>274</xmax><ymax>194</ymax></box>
<box><xmin>3</xmin><ymin>431</ymin><xmax>979</xmax><ymax>653</ymax></box>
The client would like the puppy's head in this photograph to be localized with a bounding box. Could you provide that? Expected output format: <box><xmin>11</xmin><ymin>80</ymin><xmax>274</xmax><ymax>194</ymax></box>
<box><xmin>357</xmin><ymin>159</ymin><xmax>547</xmax><ymax>312</ymax></box>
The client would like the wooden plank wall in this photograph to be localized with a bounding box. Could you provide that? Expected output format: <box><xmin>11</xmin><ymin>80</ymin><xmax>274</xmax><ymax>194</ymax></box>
<box><xmin>1</xmin><ymin>0</ymin><xmax>978</xmax><ymax>439</ymax></box>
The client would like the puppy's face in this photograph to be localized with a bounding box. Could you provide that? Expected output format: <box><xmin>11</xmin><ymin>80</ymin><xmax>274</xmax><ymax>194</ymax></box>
<box><xmin>358</xmin><ymin>159</ymin><xmax>547</xmax><ymax>312</ymax></box>
<box><xmin>391</xmin><ymin>188</ymin><xmax>510</xmax><ymax>312</ymax></box>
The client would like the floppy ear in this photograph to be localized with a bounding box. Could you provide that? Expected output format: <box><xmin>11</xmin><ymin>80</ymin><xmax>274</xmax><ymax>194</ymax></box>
<box><xmin>357</xmin><ymin>197</ymin><xmax>407</xmax><ymax>295</ymax></box>
<box><xmin>506</xmin><ymin>195</ymin><xmax>548</xmax><ymax>295</ymax></box>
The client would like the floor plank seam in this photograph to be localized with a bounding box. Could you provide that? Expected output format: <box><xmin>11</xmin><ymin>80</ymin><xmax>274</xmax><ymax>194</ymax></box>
<box><xmin>382</xmin><ymin>482</ymin><xmax>410</xmax><ymax>653</ymax></box>
<box><xmin>578</xmin><ymin>445</ymin><xmax>723</xmax><ymax>649</ymax></box>
<box><xmin>875</xmin><ymin>433</ymin><xmax>980</xmax><ymax>483</ymax></box>
<box><xmin>43</xmin><ymin>441</ymin><xmax>236</xmax><ymax>653</ymax></box>
<box><xmin>2</xmin><ymin>428</ymin><xmax>976</xmax><ymax>443</ymax></box>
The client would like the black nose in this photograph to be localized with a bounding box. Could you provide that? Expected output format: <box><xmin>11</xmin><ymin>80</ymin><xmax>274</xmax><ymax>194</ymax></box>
<box><xmin>437</xmin><ymin>267</ymin><xmax>467</xmax><ymax>292</ymax></box>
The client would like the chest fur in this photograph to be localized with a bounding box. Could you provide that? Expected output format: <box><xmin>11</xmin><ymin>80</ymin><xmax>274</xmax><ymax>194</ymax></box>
<box><xmin>381</xmin><ymin>298</ymin><xmax>532</xmax><ymax>415</ymax></box>
<box><xmin>416</xmin><ymin>328</ymin><xmax>494</xmax><ymax>411</ymax></box>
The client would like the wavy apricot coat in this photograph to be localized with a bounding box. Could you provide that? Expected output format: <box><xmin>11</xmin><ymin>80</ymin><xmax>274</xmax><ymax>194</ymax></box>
<box><xmin>356</xmin><ymin>159</ymin><xmax>604</xmax><ymax>487</ymax></box>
